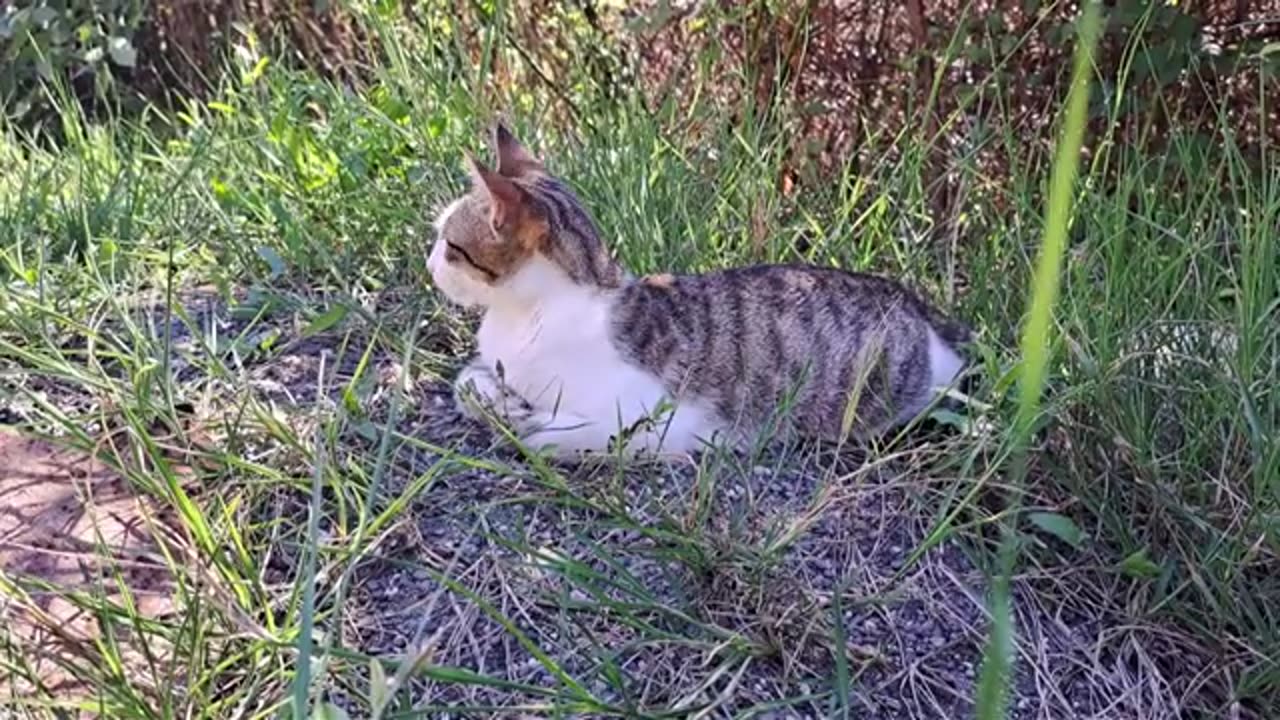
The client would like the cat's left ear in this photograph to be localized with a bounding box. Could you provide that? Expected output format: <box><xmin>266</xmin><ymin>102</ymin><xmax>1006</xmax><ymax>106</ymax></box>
<box><xmin>466</xmin><ymin>153</ymin><xmax>547</xmax><ymax>249</ymax></box>
<box><xmin>493</xmin><ymin>122</ymin><xmax>543</xmax><ymax>177</ymax></box>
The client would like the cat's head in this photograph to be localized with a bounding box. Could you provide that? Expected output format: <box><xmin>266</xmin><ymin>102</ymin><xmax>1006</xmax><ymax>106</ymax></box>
<box><xmin>426</xmin><ymin>124</ymin><xmax>623</xmax><ymax>308</ymax></box>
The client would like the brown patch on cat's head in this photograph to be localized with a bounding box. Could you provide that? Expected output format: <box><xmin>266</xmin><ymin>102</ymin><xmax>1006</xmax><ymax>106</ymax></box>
<box><xmin>433</xmin><ymin>155</ymin><xmax>551</xmax><ymax>285</ymax></box>
<box><xmin>429</xmin><ymin>120</ymin><xmax>625</xmax><ymax>301</ymax></box>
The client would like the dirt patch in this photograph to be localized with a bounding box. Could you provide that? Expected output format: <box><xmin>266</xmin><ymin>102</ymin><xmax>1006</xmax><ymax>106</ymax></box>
<box><xmin>0</xmin><ymin>428</ymin><xmax>178</xmax><ymax>700</ymax></box>
<box><xmin>315</xmin><ymin>393</ymin><xmax>1240</xmax><ymax>719</ymax></box>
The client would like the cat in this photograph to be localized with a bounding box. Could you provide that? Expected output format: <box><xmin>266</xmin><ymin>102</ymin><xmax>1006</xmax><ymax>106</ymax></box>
<box><xmin>426</xmin><ymin>123</ymin><xmax>971</xmax><ymax>459</ymax></box>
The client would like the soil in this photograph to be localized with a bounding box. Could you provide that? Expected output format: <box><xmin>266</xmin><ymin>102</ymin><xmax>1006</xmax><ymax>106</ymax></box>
<box><xmin>0</xmin><ymin>286</ymin><xmax>1246</xmax><ymax>719</ymax></box>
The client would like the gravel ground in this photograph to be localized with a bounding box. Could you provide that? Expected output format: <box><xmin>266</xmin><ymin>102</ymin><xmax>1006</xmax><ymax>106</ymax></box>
<box><xmin>322</xmin><ymin>393</ymin><xmax>1137</xmax><ymax>719</ymax></box>
<box><xmin>2</xmin><ymin>286</ymin><xmax>1246</xmax><ymax>719</ymax></box>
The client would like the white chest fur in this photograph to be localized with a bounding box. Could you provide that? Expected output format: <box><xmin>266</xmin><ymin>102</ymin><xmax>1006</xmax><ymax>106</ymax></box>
<box><xmin>472</xmin><ymin>259</ymin><xmax>721</xmax><ymax>454</ymax></box>
<box><xmin>475</xmin><ymin>269</ymin><xmax>651</xmax><ymax>416</ymax></box>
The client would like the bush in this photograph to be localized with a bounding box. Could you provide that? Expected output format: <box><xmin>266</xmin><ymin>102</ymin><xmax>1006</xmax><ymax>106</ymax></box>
<box><xmin>1</xmin><ymin>0</ymin><xmax>374</xmax><ymax>133</ymax></box>
<box><xmin>621</xmin><ymin>0</ymin><xmax>1280</xmax><ymax>186</ymax></box>
<box><xmin>0</xmin><ymin>0</ymin><xmax>145</xmax><ymax>124</ymax></box>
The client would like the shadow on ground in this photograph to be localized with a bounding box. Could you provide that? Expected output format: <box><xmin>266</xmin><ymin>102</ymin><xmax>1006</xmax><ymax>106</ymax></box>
<box><xmin>0</xmin><ymin>286</ymin><xmax>1241</xmax><ymax>719</ymax></box>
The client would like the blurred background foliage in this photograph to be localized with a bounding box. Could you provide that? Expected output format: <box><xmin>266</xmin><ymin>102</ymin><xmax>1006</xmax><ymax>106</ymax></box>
<box><xmin>4</xmin><ymin>1</ymin><xmax>1277</xmax><ymax>184</ymax></box>
<box><xmin>2</xmin><ymin>2</ymin><xmax>1278</xmax><ymax>715</ymax></box>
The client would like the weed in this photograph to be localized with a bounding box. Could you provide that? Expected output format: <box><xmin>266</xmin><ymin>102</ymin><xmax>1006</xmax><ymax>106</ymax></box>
<box><xmin>1</xmin><ymin>4</ymin><xmax>1276</xmax><ymax>719</ymax></box>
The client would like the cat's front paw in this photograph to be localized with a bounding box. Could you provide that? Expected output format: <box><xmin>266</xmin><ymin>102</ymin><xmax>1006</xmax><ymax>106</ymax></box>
<box><xmin>513</xmin><ymin>411</ymin><xmax>614</xmax><ymax>460</ymax></box>
<box><xmin>453</xmin><ymin>359</ymin><xmax>532</xmax><ymax>424</ymax></box>
<box><xmin>517</xmin><ymin>428</ymin><xmax>588</xmax><ymax>460</ymax></box>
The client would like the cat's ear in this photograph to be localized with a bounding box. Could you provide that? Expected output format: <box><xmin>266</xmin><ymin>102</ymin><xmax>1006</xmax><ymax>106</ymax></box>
<box><xmin>466</xmin><ymin>153</ymin><xmax>522</xmax><ymax>229</ymax></box>
<box><xmin>466</xmin><ymin>153</ymin><xmax>546</xmax><ymax>246</ymax></box>
<box><xmin>493</xmin><ymin>122</ymin><xmax>542</xmax><ymax>176</ymax></box>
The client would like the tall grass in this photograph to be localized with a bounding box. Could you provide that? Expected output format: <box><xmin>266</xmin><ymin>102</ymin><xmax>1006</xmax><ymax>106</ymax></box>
<box><xmin>975</xmin><ymin>5</ymin><xmax>1101</xmax><ymax>717</ymax></box>
<box><xmin>0</xmin><ymin>2</ymin><xmax>1276</xmax><ymax>717</ymax></box>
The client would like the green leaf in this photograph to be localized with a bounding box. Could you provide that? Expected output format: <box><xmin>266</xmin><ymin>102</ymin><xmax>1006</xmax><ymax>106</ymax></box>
<box><xmin>30</xmin><ymin>7</ymin><xmax>58</xmax><ymax>25</ymax></box>
<box><xmin>342</xmin><ymin>386</ymin><xmax>363</xmax><ymax>417</ymax></box>
<box><xmin>257</xmin><ymin>246</ymin><xmax>286</xmax><ymax>279</ymax></box>
<box><xmin>418</xmin><ymin>665</ymin><xmax>557</xmax><ymax>694</ymax></box>
<box><xmin>242</xmin><ymin>56</ymin><xmax>270</xmax><ymax>85</ymax></box>
<box><xmin>1119</xmin><ymin>548</ymin><xmax>1160</xmax><ymax>579</ymax></box>
<box><xmin>351</xmin><ymin>418</ymin><xmax>377</xmax><ymax>440</ymax></box>
<box><xmin>928</xmin><ymin>408</ymin><xmax>969</xmax><ymax>429</ymax></box>
<box><xmin>230</xmin><ymin>287</ymin><xmax>282</xmax><ymax>320</ymax></box>
<box><xmin>303</xmin><ymin>304</ymin><xmax>349</xmax><ymax>337</ymax></box>
<box><xmin>369</xmin><ymin>660</ymin><xmax>390</xmax><ymax>713</ymax></box>
<box><xmin>974</xmin><ymin>573</ymin><xmax>1014</xmax><ymax>719</ymax></box>
<box><xmin>108</xmin><ymin>36</ymin><xmax>136</xmax><ymax>67</ymax></box>
<box><xmin>98</xmin><ymin>238</ymin><xmax>118</xmax><ymax>265</ymax></box>
<box><xmin>1027</xmin><ymin>512</ymin><xmax>1085</xmax><ymax>548</ymax></box>
<box><xmin>829</xmin><ymin>583</ymin><xmax>851</xmax><ymax>718</ymax></box>
<box><xmin>258</xmin><ymin>328</ymin><xmax>282</xmax><ymax>352</ymax></box>
<box><xmin>992</xmin><ymin>359</ymin><xmax>1022</xmax><ymax>397</ymax></box>
<box><xmin>406</xmin><ymin>163</ymin><xmax>429</xmax><ymax>184</ymax></box>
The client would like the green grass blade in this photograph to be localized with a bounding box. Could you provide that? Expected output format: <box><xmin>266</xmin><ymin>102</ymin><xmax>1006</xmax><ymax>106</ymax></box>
<box><xmin>292</xmin><ymin>353</ymin><xmax>331</xmax><ymax>718</ymax></box>
<box><xmin>975</xmin><ymin>4</ymin><xmax>1102</xmax><ymax>719</ymax></box>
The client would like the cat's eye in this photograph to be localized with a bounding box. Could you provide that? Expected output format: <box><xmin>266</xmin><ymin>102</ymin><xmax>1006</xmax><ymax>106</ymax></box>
<box><xmin>445</xmin><ymin>241</ymin><xmax>473</xmax><ymax>265</ymax></box>
<box><xmin>446</xmin><ymin>241</ymin><xmax>497</xmax><ymax>279</ymax></box>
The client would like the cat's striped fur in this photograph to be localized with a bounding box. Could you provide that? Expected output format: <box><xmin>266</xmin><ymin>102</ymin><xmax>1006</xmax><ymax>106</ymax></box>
<box><xmin>615</xmin><ymin>265</ymin><xmax>971</xmax><ymax>436</ymax></box>
<box><xmin>426</xmin><ymin>124</ymin><xmax>971</xmax><ymax>458</ymax></box>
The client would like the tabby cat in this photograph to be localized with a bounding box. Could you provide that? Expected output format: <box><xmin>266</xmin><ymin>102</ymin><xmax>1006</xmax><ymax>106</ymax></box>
<box><xmin>426</xmin><ymin>124</ymin><xmax>971</xmax><ymax>458</ymax></box>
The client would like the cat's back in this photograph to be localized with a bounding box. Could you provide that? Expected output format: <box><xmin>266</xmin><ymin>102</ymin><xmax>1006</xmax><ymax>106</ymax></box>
<box><xmin>612</xmin><ymin>262</ymin><xmax>956</xmax><ymax>352</ymax></box>
<box><xmin>610</xmin><ymin>262</ymin><xmax>967</xmax><ymax>435</ymax></box>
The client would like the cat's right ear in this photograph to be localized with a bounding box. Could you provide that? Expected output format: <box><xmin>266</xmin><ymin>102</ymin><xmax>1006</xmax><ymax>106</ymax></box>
<box><xmin>466</xmin><ymin>153</ymin><xmax>522</xmax><ymax>230</ymax></box>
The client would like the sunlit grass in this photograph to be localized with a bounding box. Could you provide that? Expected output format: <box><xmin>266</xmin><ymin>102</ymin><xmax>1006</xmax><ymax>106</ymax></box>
<box><xmin>0</xmin><ymin>2</ymin><xmax>1276</xmax><ymax>718</ymax></box>
<box><xmin>975</xmin><ymin>5</ymin><xmax>1101</xmax><ymax>718</ymax></box>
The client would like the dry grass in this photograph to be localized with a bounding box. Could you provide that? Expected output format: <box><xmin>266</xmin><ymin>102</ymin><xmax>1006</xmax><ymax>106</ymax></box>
<box><xmin>1</xmin><ymin>5</ymin><xmax>1276</xmax><ymax>717</ymax></box>
<box><xmin>3</xmin><ymin>284</ymin><xmax>1247</xmax><ymax>717</ymax></box>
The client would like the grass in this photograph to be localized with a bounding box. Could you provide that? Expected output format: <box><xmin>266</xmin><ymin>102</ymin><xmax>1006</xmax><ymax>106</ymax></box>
<box><xmin>1</xmin><ymin>4</ymin><xmax>1277</xmax><ymax>719</ymax></box>
<box><xmin>976</xmin><ymin>6</ymin><xmax>1102</xmax><ymax>718</ymax></box>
